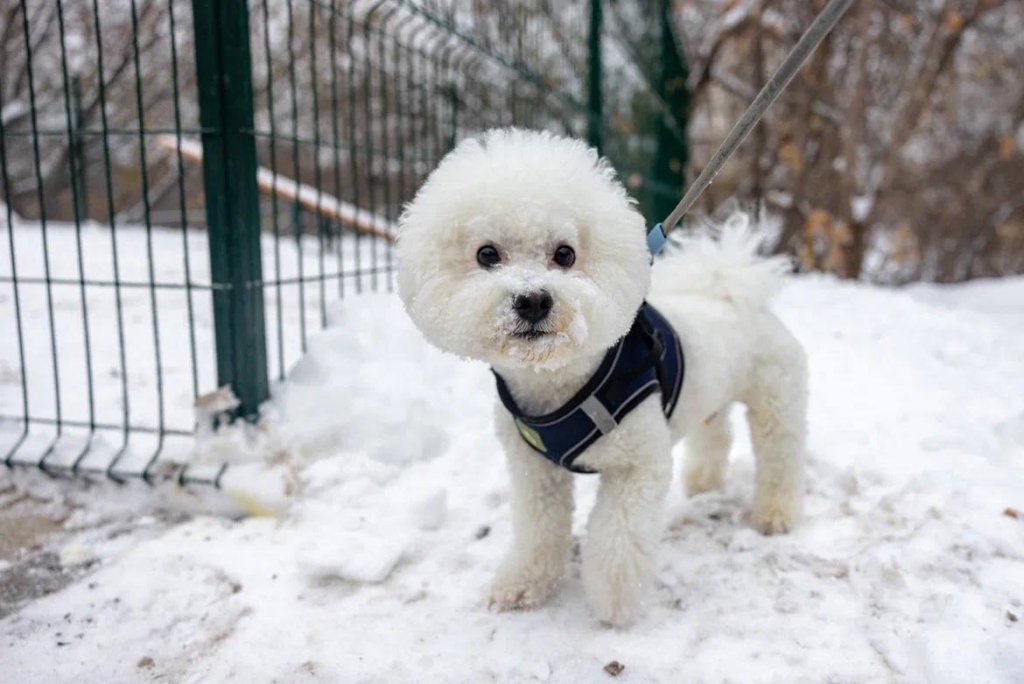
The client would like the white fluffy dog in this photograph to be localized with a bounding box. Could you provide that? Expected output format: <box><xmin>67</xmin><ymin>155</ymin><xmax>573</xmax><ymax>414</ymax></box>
<box><xmin>397</xmin><ymin>128</ymin><xmax>807</xmax><ymax>625</ymax></box>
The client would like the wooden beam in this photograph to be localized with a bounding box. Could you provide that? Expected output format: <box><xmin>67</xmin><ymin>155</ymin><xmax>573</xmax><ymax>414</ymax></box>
<box><xmin>158</xmin><ymin>135</ymin><xmax>396</xmax><ymax>242</ymax></box>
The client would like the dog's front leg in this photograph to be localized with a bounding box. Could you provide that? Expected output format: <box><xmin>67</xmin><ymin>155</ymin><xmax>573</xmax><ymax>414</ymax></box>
<box><xmin>581</xmin><ymin>408</ymin><xmax>671</xmax><ymax>625</ymax></box>
<box><xmin>489</xmin><ymin>414</ymin><xmax>574</xmax><ymax>611</ymax></box>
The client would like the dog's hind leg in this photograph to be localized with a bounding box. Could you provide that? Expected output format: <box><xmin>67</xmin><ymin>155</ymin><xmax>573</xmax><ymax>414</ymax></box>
<box><xmin>743</xmin><ymin>330</ymin><xmax>807</xmax><ymax>535</ymax></box>
<box><xmin>683</xmin><ymin>408</ymin><xmax>733</xmax><ymax>496</ymax></box>
<box><xmin>489</xmin><ymin>422</ymin><xmax>574</xmax><ymax>612</ymax></box>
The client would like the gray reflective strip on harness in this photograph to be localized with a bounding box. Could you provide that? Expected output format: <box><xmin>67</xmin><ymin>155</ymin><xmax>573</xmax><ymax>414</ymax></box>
<box><xmin>580</xmin><ymin>396</ymin><xmax>616</xmax><ymax>434</ymax></box>
<box><xmin>559</xmin><ymin>378</ymin><xmax>661</xmax><ymax>469</ymax></box>
<box><xmin>520</xmin><ymin>341</ymin><xmax>626</xmax><ymax>428</ymax></box>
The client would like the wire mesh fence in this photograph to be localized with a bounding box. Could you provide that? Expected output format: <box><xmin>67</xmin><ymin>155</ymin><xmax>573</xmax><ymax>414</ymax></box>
<box><xmin>0</xmin><ymin>0</ymin><xmax>688</xmax><ymax>487</ymax></box>
<box><xmin>0</xmin><ymin>0</ymin><xmax>216</xmax><ymax>485</ymax></box>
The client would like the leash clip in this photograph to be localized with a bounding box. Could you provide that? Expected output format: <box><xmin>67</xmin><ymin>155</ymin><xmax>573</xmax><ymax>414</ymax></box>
<box><xmin>646</xmin><ymin>223</ymin><xmax>668</xmax><ymax>257</ymax></box>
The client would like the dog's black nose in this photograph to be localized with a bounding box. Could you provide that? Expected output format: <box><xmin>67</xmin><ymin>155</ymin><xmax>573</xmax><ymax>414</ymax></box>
<box><xmin>513</xmin><ymin>290</ymin><xmax>553</xmax><ymax>324</ymax></box>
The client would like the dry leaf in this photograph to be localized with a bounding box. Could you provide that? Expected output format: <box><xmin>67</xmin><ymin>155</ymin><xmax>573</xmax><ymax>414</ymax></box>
<box><xmin>797</xmin><ymin>242</ymin><xmax>816</xmax><ymax>270</ymax></box>
<box><xmin>890</xmin><ymin>223</ymin><xmax>919</xmax><ymax>265</ymax></box>
<box><xmin>604</xmin><ymin>661</ymin><xmax>625</xmax><ymax>677</ymax></box>
<box><xmin>998</xmin><ymin>136</ymin><xmax>1015</xmax><ymax>161</ymax></box>
<box><xmin>996</xmin><ymin>221</ymin><xmax>1022</xmax><ymax>242</ymax></box>
<box><xmin>805</xmin><ymin>209</ymin><xmax>832</xmax><ymax>240</ymax></box>
<box><xmin>779</xmin><ymin>141</ymin><xmax>803</xmax><ymax>171</ymax></box>
<box><xmin>824</xmin><ymin>243</ymin><xmax>846</xmax><ymax>274</ymax></box>
<box><xmin>943</xmin><ymin>11</ymin><xmax>964</xmax><ymax>33</ymax></box>
<box><xmin>831</xmin><ymin>221</ymin><xmax>853</xmax><ymax>245</ymax></box>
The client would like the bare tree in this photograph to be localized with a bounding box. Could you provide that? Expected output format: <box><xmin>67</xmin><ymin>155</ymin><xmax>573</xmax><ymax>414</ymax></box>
<box><xmin>0</xmin><ymin>0</ymin><xmax>191</xmax><ymax>221</ymax></box>
<box><xmin>677</xmin><ymin>0</ymin><xmax>1024</xmax><ymax>283</ymax></box>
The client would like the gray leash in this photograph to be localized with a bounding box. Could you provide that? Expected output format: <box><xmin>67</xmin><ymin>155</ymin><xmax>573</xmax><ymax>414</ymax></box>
<box><xmin>647</xmin><ymin>0</ymin><xmax>855</xmax><ymax>255</ymax></box>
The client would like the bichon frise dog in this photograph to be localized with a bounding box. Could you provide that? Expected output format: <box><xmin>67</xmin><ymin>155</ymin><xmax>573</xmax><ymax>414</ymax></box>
<box><xmin>397</xmin><ymin>128</ymin><xmax>807</xmax><ymax>625</ymax></box>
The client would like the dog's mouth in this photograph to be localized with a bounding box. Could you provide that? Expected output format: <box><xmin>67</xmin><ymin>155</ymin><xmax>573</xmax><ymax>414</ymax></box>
<box><xmin>497</xmin><ymin>316</ymin><xmax>577</xmax><ymax>368</ymax></box>
<box><xmin>510</xmin><ymin>327</ymin><xmax>551</xmax><ymax>340</ymax></box>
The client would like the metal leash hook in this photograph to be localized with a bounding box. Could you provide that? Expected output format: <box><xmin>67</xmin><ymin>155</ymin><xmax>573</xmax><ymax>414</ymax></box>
<box><xmin>647</xmin><ymin>0</ymin><xmax>855</xmax><ymax>255</ymax></box>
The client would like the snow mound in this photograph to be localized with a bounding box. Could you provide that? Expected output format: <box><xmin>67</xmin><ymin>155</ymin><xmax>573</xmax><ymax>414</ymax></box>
<box><xmin>269</xmin><ymin>294</ymin><xmax>478</xmax><ymax>467</ymax></box>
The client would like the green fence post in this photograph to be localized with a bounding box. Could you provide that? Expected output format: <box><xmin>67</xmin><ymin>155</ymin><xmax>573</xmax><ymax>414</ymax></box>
<box><xmin>191</xmin><ymin>0</ymin><xmax>269</xmax><ymax>418</ymax></box>
<box><xmin>587</xmin><ymin>0</ymin><xmax>603</xmax><ymax>154</ymax></box>
<box><xmin>650</xmin><ymin>0</ymin><xmax>690</xmax><ymax>223</ymax></box>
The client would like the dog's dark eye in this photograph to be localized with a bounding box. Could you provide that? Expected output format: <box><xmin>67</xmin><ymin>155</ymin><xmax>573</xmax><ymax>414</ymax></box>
<box><xmin>476</xmin><ymin>245</ymin><xmax>501</xmax><ymax>268</ymax></box>
<box><xmin>553</xmin><ymin>245</ymin><xmax>576</xmax><ymax>268</ymax></box>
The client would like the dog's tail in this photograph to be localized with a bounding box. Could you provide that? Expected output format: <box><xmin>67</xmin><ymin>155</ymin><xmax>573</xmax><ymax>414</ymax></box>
<box><xmin>651</xmin><ymin>212</ymin><xmax>791</xmax><ymax>310</ymax></box>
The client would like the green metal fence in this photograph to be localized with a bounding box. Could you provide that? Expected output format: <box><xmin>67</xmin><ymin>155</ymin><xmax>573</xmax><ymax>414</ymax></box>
<box><xmin>0</xmin><ymin>0</ymin><xmax>688</xmax><ymax>486</ymax></box>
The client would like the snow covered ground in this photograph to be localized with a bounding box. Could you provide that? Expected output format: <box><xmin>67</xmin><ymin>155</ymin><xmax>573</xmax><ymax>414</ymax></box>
<box><xmin>2</xmin><ymin>224</ymin><xmax>1023</xmax><ymax>682</ymax></box>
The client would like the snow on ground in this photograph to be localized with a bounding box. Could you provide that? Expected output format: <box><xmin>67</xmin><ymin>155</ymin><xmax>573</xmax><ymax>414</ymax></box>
<box><xmin>2</xmin><ymin>227</ymin><xmax>1024</xmax><ymax>681</ymax></box>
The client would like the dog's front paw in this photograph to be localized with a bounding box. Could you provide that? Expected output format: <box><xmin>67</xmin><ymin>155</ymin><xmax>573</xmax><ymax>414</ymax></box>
<box><xmin>582</xmin><ymin>567</ymin><xmax>647</xmax><ymax>626</ymax></box>
<box><xmin>487</xmin><ymin>566</ymin><xmax>560</xmax><ymax>612</ymax></box>
<box><xmin>751</xmin><ymin>492</ymin><xmax>800</xmax><ymax>535</ymax></box>
<box><xmin>581</xmin><ymin>547</ymin><xmax>652</xmax><ymax>626</ymax></box>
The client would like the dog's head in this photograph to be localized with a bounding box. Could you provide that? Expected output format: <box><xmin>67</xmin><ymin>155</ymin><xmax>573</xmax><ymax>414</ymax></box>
<box><xmin>397</xmin><ymin>128</ymin><xmax>650</xmax><ymax>370</ymax></box>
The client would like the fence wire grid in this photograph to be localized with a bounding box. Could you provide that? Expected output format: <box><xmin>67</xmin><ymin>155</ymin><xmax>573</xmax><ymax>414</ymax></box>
<box><xmin>0</xmin><ymin>0</ymin><xmax>689</xmax><ymax>487</ymax></box>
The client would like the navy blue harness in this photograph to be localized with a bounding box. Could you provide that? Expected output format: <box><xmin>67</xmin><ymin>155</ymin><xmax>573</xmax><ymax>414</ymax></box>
<box><xmin>493</xmin><ymin>302</ymin><xmax>684</xmax><ymax>473</ymax></box>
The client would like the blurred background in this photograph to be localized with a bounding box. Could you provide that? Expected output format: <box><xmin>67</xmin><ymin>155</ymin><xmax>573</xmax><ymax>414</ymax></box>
<box><xmin>677</xmin><ymin>0</ymin><xmax>1024</xmax><ymax>283</ymax></box>
<box><xmin>2</xmin><ymin>0</ymin><xmax>1021</xmax><ymax>285</ymax></box>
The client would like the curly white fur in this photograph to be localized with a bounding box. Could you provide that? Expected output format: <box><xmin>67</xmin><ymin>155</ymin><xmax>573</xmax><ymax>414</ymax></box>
<box><xmin>397</xmin><ymin>128</ymin><xmax>807</xmax><ymax>625</ymax></box>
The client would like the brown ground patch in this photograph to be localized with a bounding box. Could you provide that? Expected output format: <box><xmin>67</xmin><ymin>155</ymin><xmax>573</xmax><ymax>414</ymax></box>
<box><xmin>0</xmin><ymin>493</ymin><xmax>79</xmax><ymax>618</ymax></box>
